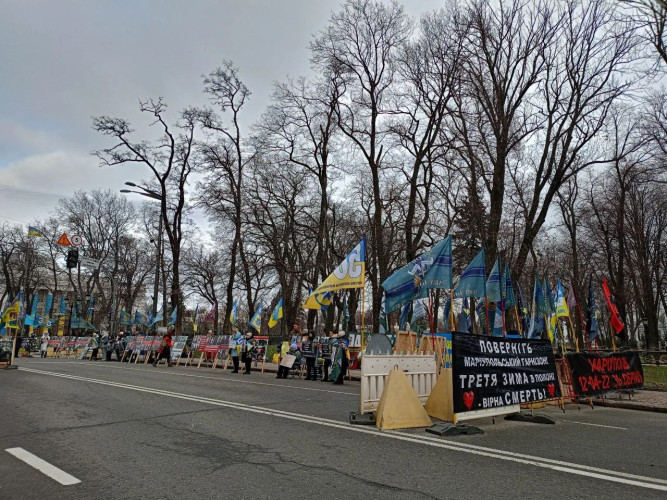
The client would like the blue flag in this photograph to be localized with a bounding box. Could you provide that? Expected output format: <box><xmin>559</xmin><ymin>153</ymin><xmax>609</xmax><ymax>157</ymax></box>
<box><xmin>528</xmin><ymin>275</ymin><xmax>547</xmax><ymax>338</ymax></box>
<box><xmin>382</xmin><ymin>236</ymin><xmax>452</xmax><ymax>313</ymax></box>
<box><xmin>133</xmin><ymin>310</ymin><xmax>144</xmax><ymax>326</ymax></box>
<box><xmin>44</xmin><ymin>294</ymin><xmax>53</xmax><ymax>318</ymax></box>
<box><xmin>229</xmin><ymin>300</ymin><xmax>237</xmax><ymax>326</ymax></box>
<box><xmin>379</xmin><ymin>294</ymin><xmax>388</xmax><ymax>335</ymax></box>
<box><xmin>168</xmin><ymin>307</ymin><xmax>178</xmax><ymax>326</ymax></box>
<box><xmin>442</xmin><ymin>294</ymin><xmax>452</xmax><ymax>332</ymax></box>
<box><xmin>486</xmin><ymin>258</ymin><xmax>501</xmax><ymax>302</ymax></box>
<box><xmin>119</xmin><ymin>311</ymin><xmax>132</xmax><ymax>326</ymax></box>
<box><xmin>86</xmin><ymin>296</ymin><xmax>95</xmax><ymax>320</ymax></box>
<box><xmin>411</xmin><ymin>299</ymin><xmax>428</xmax><ymax>323</ymax></box>
<box><xmin>586</xmin><ymin>276</ymin><xmax>599</xmax><ymax>343</ymax></box>
<box><xmin>454</xmin><ymin>249</ymin><xmax>486</xmax><ymax>299</ymax></box>
<box><xmin>503</xmin><ymin>263</ymin><xmax>516</xmax><ymax>308</ymax></box>
<box><xmin>399</xmin><ymin>302</ymin><xmax>410</xmax><ymax>330</ymax></box>
<box><xmin>150</xmin><ymin>307</ymin><xmax>163</xmax><ymax>327</ymax></box>
<box><xmin>59</xmin><ymin>296</ymin><xmax>66</xmax><ymax>315</ymax></box>
<box><xmin>459</xmin><ymin>297</ymin><xmax>471</xmax><ymax>333</ymax></box>
<box><xmin>475</xmin><ymin>300</ymin><xmax>487</xmax><ymax>332</ymax></box>
<box><xmin>492</xmin><ymin>303</ymin><xmax>503</xmax><ymax>336</ymax></box>
<box><xmin>30</xmin><ymin>294</ymin><xmax>39</xmax><ymax>318</ymax></box>
<box><xmin>249</xmin><ymin>301</ymin><xmax>262</xmax><ymax>332</ymax></box>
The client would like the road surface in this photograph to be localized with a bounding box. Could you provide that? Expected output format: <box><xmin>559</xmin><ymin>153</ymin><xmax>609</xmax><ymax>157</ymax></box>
<box><xmin>1</xmin><ymin>358</ymin><xmax>665</xmax><ymax>499</ymax></box>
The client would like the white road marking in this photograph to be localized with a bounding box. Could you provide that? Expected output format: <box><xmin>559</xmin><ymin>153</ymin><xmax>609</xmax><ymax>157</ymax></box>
<box><xmin>18</xmin><ymin>367</ymin><xmax>667</xmax><ymax>492</ymax></box>
<box><xmin>5</xmin><ymin>447</ymin><xmax>80</xmax><ymax>486</ymax></box>
<box><xmin>24</xmin><ymin>360</ymin><xmax>358</xmax><ymax>396</ymax></box>
<box><xmin>564</xmin><ymin>421</ymin><xmax>627</xmax><ymax>430</ymax></box>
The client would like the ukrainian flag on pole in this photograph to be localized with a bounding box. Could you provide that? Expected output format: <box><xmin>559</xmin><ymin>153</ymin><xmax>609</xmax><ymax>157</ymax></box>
<box><xmin>555</xmin><ymin>279</ymin><xmax>569</xmax><ymax>318</ymax></box>
<box><xmin>249</xmin><ymin>301</ymin><xmax>262</xmax><ymax>332</ymax></box>
<box><xmin>268</xmin><ymin>298</ymin><xmax>283</xmax><ymax>328</ymax></box>
<box><xmin>229</xmin><ymin>300</ymin><xmax>237</xmax><ymax>326</ymax></box>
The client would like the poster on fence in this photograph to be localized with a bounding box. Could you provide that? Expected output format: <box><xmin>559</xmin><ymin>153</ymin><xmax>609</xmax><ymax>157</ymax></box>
<box><xmin>170</xmin><ymin>336</ymin><xmax>188</xmax><ymax>362</ymax></box>
<box><xmin>452</xmin><ymin>332</ymin><xmax>561</xmax><ymax>414</ymax></box>
<box><xmin>565</xmin><ymin>351</ymin><xmax>643</xmax><ymax>396</ymax></box>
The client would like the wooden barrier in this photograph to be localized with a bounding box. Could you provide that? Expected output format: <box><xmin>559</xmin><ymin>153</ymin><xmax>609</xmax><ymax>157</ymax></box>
<box><xmin>394</xmin><ymin>330</ymin><xmax>418</xmax><ymax>354</ymax></box>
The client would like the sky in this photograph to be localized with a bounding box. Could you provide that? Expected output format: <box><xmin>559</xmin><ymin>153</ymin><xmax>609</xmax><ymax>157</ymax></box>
<box><xmin>0</xmin><ymin>0</ymin><xmax>443</xmax><ymax>230</ymax></box>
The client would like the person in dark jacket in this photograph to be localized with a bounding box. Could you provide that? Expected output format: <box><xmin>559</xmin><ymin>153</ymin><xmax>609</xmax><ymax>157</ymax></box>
<box><xmin>152</xmin><ymin>330</ymin><xmax>173</xmax><ymax>367</ymax></box>
<box><xmin>320</xmin><ymin>331</ymin><xmax>334</xmax><ymax>381</ymax></box>
<box><xmin>302</xmin><ymin>331</ymin><xmax>319</xmax><ymax>380</ymax></box>
<box><xmin>242</xmin><ymin>333</ymin><xmax>255</xmax><ymax>374</ymax></box>
<box><xmin>331</xmin><ymin>332</ymin><xmax>349</xmax><ymax>385</ymax></box>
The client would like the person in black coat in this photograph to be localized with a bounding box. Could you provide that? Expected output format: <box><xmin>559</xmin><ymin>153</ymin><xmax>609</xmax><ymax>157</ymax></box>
<box><xmin>302</xmin><ymin>331</ymin><xmax>318</xmax><ymax>381</ymax></box>
<box><xmin>320</xmin><ymin>331</ymin><xmax>334</xmax><ymax>381</ymax></box>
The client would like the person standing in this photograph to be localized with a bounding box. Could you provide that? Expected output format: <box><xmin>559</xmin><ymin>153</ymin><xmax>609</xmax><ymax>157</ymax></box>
<box><xmin>302</xmin><ymin>331</ymin><xmax>318</xmax><ymax>381</ymax></box>
<box><xmin>290</xmin><ymin>323</ymin><xmax>302</xmax><ymax>344</ymax></box>
<box><xmin>241</xmin><ymin>333</ymin><xmax>255</xmax><ymax>374</ymax></box>
<box><xmin>320</xmin><ymin>331</ymin><xmax>334</xmax><ymax>381</ymax></box>
<box><xmin>101</xmin><ymin>332</ymin><xmax>109</xmax><ymax>360</ymax></box>
<box><xmin>331</xmin><ymin>332</ymin><xmax>349</xmax><ymax>385</ymax></box>
<box><xmin>90</xmin><ymin>333</ymin><xmax>100</xmax><ymax>361</ymax></box>
<box><xmin>40</xmin><ymin>331</ymin><xmax>50</xmax><ymax>358</ymax></box>
<box><xmin>153</xmin><ymin>328</ymin><xmax>174</xmax><ymax>367</ymax></box>
<box><xmin>230</xmin><ymin>331</ymin><xmax>242</xmax><ymax>373</ymax></box>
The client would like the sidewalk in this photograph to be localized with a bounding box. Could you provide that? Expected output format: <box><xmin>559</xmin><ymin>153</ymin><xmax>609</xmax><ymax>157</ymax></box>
<box><xmin>592</xmin><ymin>389</ymin><xmax>667</xmax><ymax>413</ymax></box>
<box><xmin>247</xmin><ymin>361</ymin><xmax>363</xmax><ymax>381</ymax></box>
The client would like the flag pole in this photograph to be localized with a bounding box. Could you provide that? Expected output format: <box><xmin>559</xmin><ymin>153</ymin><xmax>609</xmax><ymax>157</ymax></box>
<box><xmin>571</xmin><ymin>284</ymin><xmax>587</xmax><ymax>350</ymax></box>
<box><xmin>610</xmin><ymin>319</ymin><xmax>616</xmax><ymax>352</ymax></box>
<box><xmin>555</xmin><ymin>316</ymin><xmax>567</xmax><ymax>353</ymax></box>
<box><xmin>514</xmin><ymin>305</ymin><xmax>522</xmax><ymax>337</ymax></box>
<box><xmin>501</xmin><ymin>299</ymin><xmax>506</xmax><ymax>337</ymax></box>
<box><xmin>361</xmin><ymin>280</ymin><xmax>365</xmax><ymax>351</ymax></box>
<box><xmin>428</xmin><ymin>290</ymin><xmax>435</xmax><ymax>350</ymax></box>
<box><xmin>449</xmin><ymin>290</ymin><xmax>455</xmax><ymax>331</ymax></box>
<box><xmin>567</xmin><ymin>315</ymin><xmax>579</xmax><ymax>352</ymax></box>
<box><xmin>485</xmin><ymin>299</ymin><xmax>491</xmax><ymax>336</ymax></box>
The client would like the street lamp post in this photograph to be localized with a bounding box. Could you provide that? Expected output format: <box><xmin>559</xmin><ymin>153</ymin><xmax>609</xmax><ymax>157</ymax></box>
<box><xmin>120</xmin><ymin>183</ymin><xmax>164</xmax><ymax>324</ymax></box>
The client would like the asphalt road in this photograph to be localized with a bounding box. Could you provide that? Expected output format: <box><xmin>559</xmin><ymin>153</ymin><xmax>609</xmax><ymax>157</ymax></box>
<box><xmin>1</xmin><ymin>358</ymin><xmax>666</xmax><ymax>500</ymax></box>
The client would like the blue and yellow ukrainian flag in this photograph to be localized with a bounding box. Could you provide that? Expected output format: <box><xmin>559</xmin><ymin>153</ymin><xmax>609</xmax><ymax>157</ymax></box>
<box><xmin>268</xmin><ymin>298</ymin><xmax>283</xmax><ymax>328</ymax></box>
<box><xmin>28</xmin><ymin>226</ymin><xmax>44</xmax><ymax>237</ymax></box>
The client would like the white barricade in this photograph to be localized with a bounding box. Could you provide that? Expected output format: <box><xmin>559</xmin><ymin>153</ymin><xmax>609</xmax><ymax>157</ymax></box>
<box><xmin>360</xmin><ymin>354</ymin><xmax>437</xmax><ymax>414</ymax></box>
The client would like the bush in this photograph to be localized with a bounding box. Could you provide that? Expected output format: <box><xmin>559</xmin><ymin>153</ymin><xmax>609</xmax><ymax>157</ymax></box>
<box><xmin>266</xmin><ymin>345</ymin><xmax>278</xmax><ymax>361</ymax></box>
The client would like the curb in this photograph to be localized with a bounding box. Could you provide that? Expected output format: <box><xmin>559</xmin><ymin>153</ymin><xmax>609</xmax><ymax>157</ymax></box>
<box><xmin>593</xmin><ymin>400</ymin><xmax>667</xmax><ymax>413</ymax></box>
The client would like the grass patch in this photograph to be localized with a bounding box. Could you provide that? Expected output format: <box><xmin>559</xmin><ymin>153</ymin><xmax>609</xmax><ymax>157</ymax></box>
<box><xmin>643</xmin><ymin>365</ymin><xmax>667</xmax><ymax>390</ymax></box>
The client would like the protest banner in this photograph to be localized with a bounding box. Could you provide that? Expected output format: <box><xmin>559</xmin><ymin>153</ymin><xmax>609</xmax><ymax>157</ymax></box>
<box><xmin>565</xmin><ymin>351</ymin><xmax>643</xmax><ymax>396</ymax></box>
<box><xmin>451</xmin><ymin>332</ymin><xmax>560</xmax><ymax>415</ymax></box>
<box><xmin>135</xmin><ymin>336</ymin><xmax>151</xmax><ymax>364</ymax></box>
<box><xmin>199</xmin><ymin>335</ymin><xmax>223</xmax><ymax>367</ymax></box>
<box><xmin>120</xmin><ymin>335</ymin><xmax>136</xmax><ymax>362</ymax></box>
<box><xmin>170</xmin><ymin>336</ymin><xmax>188</xmax><ymax>363</ymax></box>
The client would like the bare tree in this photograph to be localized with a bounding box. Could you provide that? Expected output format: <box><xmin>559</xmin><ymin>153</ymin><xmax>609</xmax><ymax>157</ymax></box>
<box><xmin>93</xmin><ymin>99</ymin><xmax>198</xmax><ymax>332</ymax></box>
<box><xmin>197</xmin><ymin>61</ymin><xmax>254</xmax><ymax>332</ymax></box>
<box><xmin>182</xmin><ymin>245</ymin><xmax>227</xmax><ymax>333</ymax></box>
<box><xmin>254</xmin><ymin>74</ymin><xmax>342</xmax><ymax>329</ymax></box>
<box><xmin>311</xmin><ymin>0</ymin><xmax>411</xmax><ymax>331</ymax></box>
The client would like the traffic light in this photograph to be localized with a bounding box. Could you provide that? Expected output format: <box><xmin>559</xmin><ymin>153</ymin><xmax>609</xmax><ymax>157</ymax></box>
<box><xmin>66</xmin><ymin>248</ymin><xmax>79</xmax><ymax>269</ymax></box>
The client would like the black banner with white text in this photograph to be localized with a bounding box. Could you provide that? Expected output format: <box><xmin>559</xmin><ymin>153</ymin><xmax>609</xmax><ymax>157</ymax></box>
<box><xmin>452</xmin><ymin>332</ymin><xmax>561</xmax><ymax>414</ymax></box>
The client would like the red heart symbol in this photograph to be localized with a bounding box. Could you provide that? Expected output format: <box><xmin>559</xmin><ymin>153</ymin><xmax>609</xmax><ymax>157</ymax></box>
<box><xmin>463</xmin><ymin>391</ymin><xmax>475</xmax><ymax>411</ymax></box>
<box><xmin>547</xmin><ymin>383</ymin><xmax>555</xmax><ymax>397</ymax></box>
